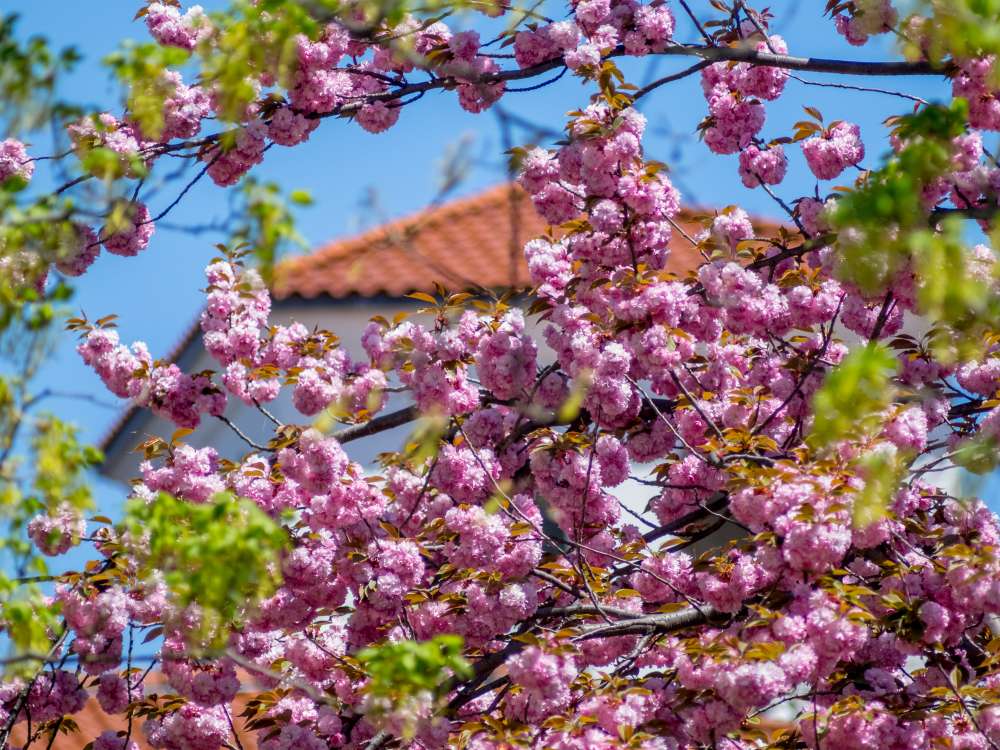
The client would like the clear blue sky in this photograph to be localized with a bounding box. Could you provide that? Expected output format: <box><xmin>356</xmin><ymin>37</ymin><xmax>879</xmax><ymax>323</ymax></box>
<box><xmin>7</xmin><ymin>1</ymin><xmax>993</xmax><ymax>512</ymax></box>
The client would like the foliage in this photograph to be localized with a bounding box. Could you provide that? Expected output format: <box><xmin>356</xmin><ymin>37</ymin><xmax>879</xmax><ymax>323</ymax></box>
<box><xmin>123</xmin><ymin>492</ymin><xmax>287</xmax><ymax>645</ymax></box>
<box><xmin>359</xmin><ymin>634</ymin><xmax>471</xmax><ymax>700</ymax></box>
<box><xmin>230</xmin><ymin>178</ymin><xmax>312</xmax><ymax>285</ymax></box>
<box><xmin>105</xmin><ymin>42</ymin><xmax>191</xmax><ymax>141</ymax></box>
<box><xmin>905</xmin><ymin>0</ymin><xmax>1000</xmax><ymax>68</ymax></box>
<box><xmin>808</xmin><ymin>343</ymin><xmax>899</xmax><ymax>449</ymax></box>
<box><xmin>830</xmin><ymin>101</ymin><xmax>967</xmax><ymax>293</ymax></box>
<box><xmin>0</xmin><ymin>13</ymin><xmax>81</xmax><ymax>135</ymax></box>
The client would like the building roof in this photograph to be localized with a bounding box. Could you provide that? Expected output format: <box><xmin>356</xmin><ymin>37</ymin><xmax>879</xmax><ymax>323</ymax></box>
<box><xmin>271</xmin><ymin>182</ymin><xmax>710</xmax><ymax>300</ymax></box>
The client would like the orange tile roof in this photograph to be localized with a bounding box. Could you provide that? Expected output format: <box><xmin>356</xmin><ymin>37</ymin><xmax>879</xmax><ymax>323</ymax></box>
<box><xmin>272</xmin><ymin>182</ymin><xmax>712</xmax><ymax>300</ymax></box>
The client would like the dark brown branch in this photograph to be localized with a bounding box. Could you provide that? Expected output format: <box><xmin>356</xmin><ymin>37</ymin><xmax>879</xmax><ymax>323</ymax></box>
<box><xmin>868</xmin><ymin>290</ymin><xmax>896</xmax><ymax>342</ymax></box>
<box><xmin>643</xmin><ymin>491</ymin><xmax>729</xmax><ymax>543</ymax></box>
<box><xmin>949</xmin><ymin>400</ymin><xmax>990</xmax><ymax>420</ymax></box>
<box><xmin>677</xmin><ymin>0</ymin><xmax>714</xmax><ymax>46</ymax></box>
<box><xmin>533</xmin><ymin>604</ymin><xmax>649</xmax><ymax>620</ymax></box>
<box><xmin>331</xmin><ymin>404</ymin><xmax>420</xmax><ymax>444</ymax></box>
<box><xmin>446</xmin><ymin>639</ymin><xmax>525</xmax><ymax>712</ymax></box>
<box><xmin>930</xmin><ymin>205</ymin><xmax>1000</xmax><ymax>224</ymax></box>
<box><xmin>752</xmin><ymin>300</ymin><xmax>842</xmax><ymax>437</ymax></box>
<box><xmin>304</xmin><ymin>44</ymin><xmax>945</xmax><ymax>123</ymax></box>
<box><xmin>658</xmin><ymin>44</ymin><xmax>947</xmax><ymax>76</ymax></box>
<box><xmin>530</xmin><ymin>567</ymin><xmax>578</xmax><ymax>595</ymax></box>
<box><xmin>148</xmin><ymin>153</ymin><xmax>220</xmax><ymax>224</ymax></box>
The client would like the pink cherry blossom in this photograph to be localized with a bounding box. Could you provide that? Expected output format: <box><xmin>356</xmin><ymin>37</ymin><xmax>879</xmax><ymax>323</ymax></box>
<box><xmin>802</xmin><ymin>121</ymin><xmax>865</xmax><ymax>180</ymax></box>
<box><xmin>0</xmin><ymin>138</ymin><xmax>33</xmax><ymax>183</ymax></box>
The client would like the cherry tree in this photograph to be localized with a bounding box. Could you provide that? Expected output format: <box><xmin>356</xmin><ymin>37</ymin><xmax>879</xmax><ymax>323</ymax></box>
<box><xmin>4</xmin><ymin>1</ymin><xmax>1000</xmax><ymax>748</ymax></box>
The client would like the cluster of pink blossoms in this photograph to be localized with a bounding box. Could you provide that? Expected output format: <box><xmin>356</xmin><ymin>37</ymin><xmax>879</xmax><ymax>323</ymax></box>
<box><xmin>738</xmin><ymin>142</ymin><xmax>787</xmax><ymax>188</ymax></box>
<box><xmin>58</xmin><ymin>585</ymin><xmax>131</xmax><ymax>675</ymax></box>
<box><xmin>26</xmin><ymin>503</ymin><xmax>86</xmax><ymax>556</ymax></box>
<box><xmin>32</xmin><ymin>82</ymin><xmax>203</xmax><ymax>278</ymax></box>
<box><xmin>953</xmin><ymin>58</ymin><xmax>1000</xmax><ymax>131</ymax></box>
<box><xmin>833</xmin><ymin>0</ymin><xmax>898</xmax><ymax>46</ymax></box>
<box><xmin>144</xmin><ymin>704</ymin><xmax>230</xmax><ymax>750</ymax></box>
<box><xmin>144</xmin><ymin>2</ymin><xmax>212</xmax><ymax>51</ymax></box>
<box><xmin>102</xmin><ymin>202</ymin><xmax>155</xmax><ymax>257</ymax></box>
<box><xmin>0</xmin><ymin>138</ymin><xmax>34</xmax><ymax>184</ymax></box>
<box><xmin>699</xmin><ymin>22</ymin><xmax>787</xmax><ymax>155</ymax></box>
<box><xmin>513</xmin><ymin>0</ymin><xmax>675</xmax><ymax>72</ymax></box>
<box><xmin>78</xmin><ymin>327</ymin><xmax>225</xmax><ymax>429</ymax></box>
<box><xmin>136</xmin><ymin>445</ymin><xmax>226</xmax><ymax>503</ymax></box>
<box><xmin>801</xmin><ymin>121</ymin><xmax>866</xmax><ymax>181</ymax></box>
<box><xmin>18</xmin><ymin>2</ymin><xmax>1000</xmax><ymax>749</ymax></box>
<box><xmin>694</xmin><ymin>19</ymin><xmax>871</xmax><ymax>190</ymax></box>
<box><xmin>1</xmin><ymin>671</ymin><xmax>87</xmax><ymax>725</ymax></box>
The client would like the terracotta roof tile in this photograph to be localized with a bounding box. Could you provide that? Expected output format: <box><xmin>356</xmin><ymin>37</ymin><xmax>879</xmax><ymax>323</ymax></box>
<box><xmin>272</xmin><ymin>182</ymin><xmax>712</xmax><ymax>300</ymax></box>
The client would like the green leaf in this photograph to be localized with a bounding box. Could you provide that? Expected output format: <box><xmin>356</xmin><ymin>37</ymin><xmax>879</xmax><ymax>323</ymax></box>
<box><xmin>809</xmin><ymin>344</ymin><xmax>899</xmax><ymax>449</ymax></box>
<box><xmin>123</xmin><ymin>492</ymin><xmax>288</xmax><ymax>647</ymax></box>
<box><xmin>853</xmin><ymin>449</ymin><xmax>903</xmax><ymax>529</ymax></box>
<box><xmin>288</xmin><ymin>189</ymin><xmax>313</xmax><ymax>206</ymax></box>
<box><xmin>358</xmin><ymin>634</ymin><xmax>472</xmax><ymax>702</ymax></box>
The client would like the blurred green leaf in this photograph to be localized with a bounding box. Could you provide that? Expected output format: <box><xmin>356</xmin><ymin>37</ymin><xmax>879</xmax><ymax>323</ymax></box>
<box><xmin>123</xmin><ymin>492</ymin><xmax>288</xmax><ymax>647</ymax></box>
<box><xmin>809</xmin><ymin>344</ymin><xmax>899</xmax><ymax>449</ymax></box>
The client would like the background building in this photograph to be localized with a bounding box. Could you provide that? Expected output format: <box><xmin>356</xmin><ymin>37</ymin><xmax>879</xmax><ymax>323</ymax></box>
<box><xmin>98</xmin><ymin>183</ymin><xmax>712</xmax><ymax>482</ymax></box>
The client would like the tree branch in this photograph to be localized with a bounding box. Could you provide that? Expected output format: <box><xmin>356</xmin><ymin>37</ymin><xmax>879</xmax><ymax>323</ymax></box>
<box><xmin>632</xmin><ymin>59</ymin><xmax>713</xmax><ymax>102</ymax></box>
<box><xmin>574</xmin><ymin>605</ymin><xmax>718</xmax><ymax>640</ymax></box>
<box><xmin>331</xmin><ymin>404</ymin><xmax>420</xmax><ymax>444</ymax></box>
<box><xmin>643</xmin><ymin>492</ymin><xmax>729</xmax><ymax>543</ymax></box>
<box><xmin>215</xmin><ymin>415</ymin><xmax>272</xmax><ymax>452</ymax></box>
<box><xmin>658</xmin><ymin>43</ymin><xmax>947</xmax><ymax>76</ymax></box>
<box><xmin>304</xmin><ymin>43</ymin><xmax>946</xmax><ymax>123</ymax></box>
<box><xmin>931</xmin><ymin>205</ymin><xmax>1000</xmax><ymax>224</ymax></box>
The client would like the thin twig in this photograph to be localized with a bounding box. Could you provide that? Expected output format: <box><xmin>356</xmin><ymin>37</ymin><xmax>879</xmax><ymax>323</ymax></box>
<box><xmin>677</xmin><ymin>0</ymin><xmax>714</xmax><ymax>45</ymax></box>
<box><xmin>215</xmin><ymin>415</ymin><xmax>271</xmax><ymax>452</ymax></box>
<box><xmin>789</xmin><ymin>73</ymin><xmax>928</xmax><ymax>104</ymax></box>
<box><xmin>632</xmin><ymin>59</ymin><xmax>712</xmax><ymax>101</ymax></box>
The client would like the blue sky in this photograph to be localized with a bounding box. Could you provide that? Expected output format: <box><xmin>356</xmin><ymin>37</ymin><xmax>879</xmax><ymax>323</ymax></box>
<box><xmin>6</xmin><ymin>1</ymin><xmax>993</xmax><ymax>514</ymax></box>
